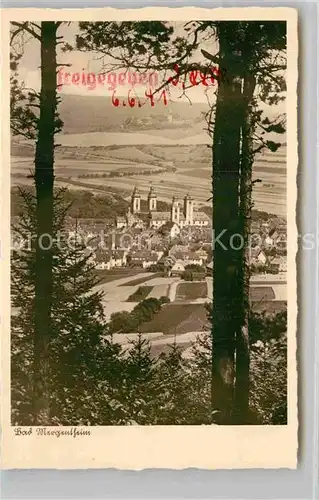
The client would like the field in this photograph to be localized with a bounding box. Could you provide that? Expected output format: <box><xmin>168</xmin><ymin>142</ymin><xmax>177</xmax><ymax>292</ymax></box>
<box><xmin>11</xmin><ymin>138</ymin><xmax>287</xmax><ymax>215</ymax></box>
<box><xmin>11</xmin><ymin>91</ymin><xmax>286</xmax><ymax>217</ymax></box>
<box><xmin>91</xmin><ymin>271</ymin><xmax>286</xmax><ymax>333</ymax></box>
<box><xmin>11</xmin><ymin>93</ymin><xmax>286</xmax><ymax>215</ymax></box>
<box><xmin>138</xmin><ymin>303</ymin><xmax>209</xmax><ymax>335</ymax></box>
<box><xmin>120</xmin><ymin>273</ymin><xmax>163</xmax><ymax>287</ymax></box>
<box><xmin>94</xmin><ymin>268</ymin><xmax>145</xmax><ymax>285</ymax></box>
<box><xmin>251</xmin><ymin>301</ymin><xmax>287</xmax><ymax>314</ymax></box>
<box><xmin>126</xmin><ymin>286</ymin><xmax>153</xmax><ymax>302</ymax></box>
<box><xmin>175</xmin><ymin>282</ymin><xmax>208</xmax><ymax>301</ymax></box>
<box><xmin>250</xmin><ymin>287</ymin><xmax>276</xmax><ymax>302</ymax></box>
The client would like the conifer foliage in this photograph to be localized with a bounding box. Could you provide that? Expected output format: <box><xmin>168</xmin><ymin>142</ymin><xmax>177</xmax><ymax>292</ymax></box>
<box><xmin>11</xmin><ymin>191</ymin><xmax>126</xmax><ymax>425</ymax></box>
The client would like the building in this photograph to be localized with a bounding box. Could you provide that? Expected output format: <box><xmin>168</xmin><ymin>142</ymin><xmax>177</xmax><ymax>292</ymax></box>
<box><xmin>158</xmin><ymin>221</ymin><xmax>180</xmax><ymax>239</ymax></box>
<box><xmin>116</xmin><ymin>186</ymin><xmax>211</xmax><ymax>230</ymax></box>
<box><xmin>94</xmin><ymin>248</ymin><xmax>127</xmax><ymax>270</ymax></box>
<box><xmin>250</xmin><ymin>247</ymin><xmax>267</xmax><ymax>265</ymax></box>
<box><xmin>270</xmin><ymin>256</ymin><xmax>287</xmax><ymax>273</ymax></box>
<box><xmin>264</xmin><ymin>234</ymin><xmax>275</xmax><ymax>248</ymax></box>
<box><xmin>169</xmin><ymin>250</ymin><xmax>202</xmax><ymax>266</ymax></box>
<box><xmin>169</xmin><ymin>260</ymin><xmax>186</xmax><ymax>276</ymax></box>
<box><xmin>128</xmin><ymin>250</ymin><xmax>159</xmax><ymax>269</ymax></box>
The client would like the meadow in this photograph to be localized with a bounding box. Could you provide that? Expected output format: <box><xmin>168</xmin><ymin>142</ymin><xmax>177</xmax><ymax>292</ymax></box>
<box><xmin>175</xmin><ymin>282</ymin><xmax>208</xmax><ymax>301</ymax></box>
<box><xmin>11</xmin><ymin>92</ymin><xmax>287</xmax><ymax>216</ymax></box>
<box><xmin>11</xmin><ymin>137</ymin><xmax>286</xmax><ymax>215</ymax></box>
<box><xmin>138</xmin><ymin>303</ymin><xmax>210</xmax><ymax>335</ymax></box>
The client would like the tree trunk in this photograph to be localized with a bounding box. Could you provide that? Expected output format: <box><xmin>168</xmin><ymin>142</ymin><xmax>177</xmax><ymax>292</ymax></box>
<box><xmin>233</xmin><ymin>70</ymin><xmax>256</xmax><ymax>424</ymax></box>
<box><xmin>211</xmin><ymin>24</ymin><xmax>243</xmax><ymax>424</ymax></box>
<box><xmin>32</xmin><ymin>22</ymin><xmax>57</xmax><ymax>424</ymax></box>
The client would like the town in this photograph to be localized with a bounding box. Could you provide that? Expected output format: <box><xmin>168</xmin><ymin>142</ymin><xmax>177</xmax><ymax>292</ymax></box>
<box><xmin>10</xmin><ymin>181</ymin><xmax>287</xmax><ymax>349</ymax></box>
<box><xmin>57</xmin><ymin>185</ymin><xmax>288</xmax><ymax>340</ymax></box>
<box><xmin>64</xmin><ymin>185</ymin><xmax>287</xmax><ymax>277</ymax></box>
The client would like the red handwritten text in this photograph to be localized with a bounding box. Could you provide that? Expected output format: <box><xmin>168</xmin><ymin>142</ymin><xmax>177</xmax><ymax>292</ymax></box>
<box><xmin>111</xmin><ymin>64</ymin><xmax>222</xmax><ymax>108</ymax></box>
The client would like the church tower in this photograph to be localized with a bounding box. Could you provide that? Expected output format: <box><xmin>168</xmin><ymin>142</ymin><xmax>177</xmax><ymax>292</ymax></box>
<box><xmin>147</xmin><ymin>186</ymin><xmax>157</xmax><ymax>212</ymax></box>
<box><xmin>131</xmin><ymin>186</ymin><xmax>141</xmax><ymax>214</ymax></box>
<box><xmin>171</xmin><ymin>196</ymin><xmax>180</xmax><ymax>225</ymax></box>
<box><xmin>184</xmin><ymin>193</ymin><xmax>194</xmax><ymax>225</ymax></box>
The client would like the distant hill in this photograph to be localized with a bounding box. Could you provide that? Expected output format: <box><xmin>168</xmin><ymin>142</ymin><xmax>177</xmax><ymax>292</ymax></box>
<box><xmin>11</xmin><ymin>93</ymin><xmax>286</xmax><ymax>146</ymax></box>
<box><xmin>58</xmin><ymin>94</ymin><xmax>208</xmax><ymax>134</ymax></box>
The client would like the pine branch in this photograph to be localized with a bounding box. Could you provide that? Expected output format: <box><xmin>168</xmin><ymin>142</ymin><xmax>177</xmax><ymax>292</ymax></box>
<box><xmin>11</xmin><ymin>22</ymin><xmax>41</xmax><ymax>42</ymax></box>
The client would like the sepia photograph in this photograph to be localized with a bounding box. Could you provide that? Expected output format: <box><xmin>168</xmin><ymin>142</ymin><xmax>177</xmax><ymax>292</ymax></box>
<box><xmin>1</xmin><ymin>7</ymin><xmax>298</xmax><ymax>469</ymax></box>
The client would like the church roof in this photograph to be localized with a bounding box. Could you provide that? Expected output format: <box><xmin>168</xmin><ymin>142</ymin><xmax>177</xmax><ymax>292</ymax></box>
<box><xmin>193</xmin><ymin>211</ymin><xmax>211</xmax><ymax>221</ymax></box>
<box><xmin>132</xmin><ymin>212</ymin><xmax>150</xmax><ymax>223</ymax></box>
<box><xmin>150</xmin><ymin>211</ymin><xmax>171</xmax><ymax>221</ymax></box>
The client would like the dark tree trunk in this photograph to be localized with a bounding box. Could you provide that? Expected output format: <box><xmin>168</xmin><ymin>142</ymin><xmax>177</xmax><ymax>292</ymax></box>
<box><xmin>32</xmin><ymin>22</ymin><xmax>57</xmax><ymax>424</ymax></box>
<box><xmin>211</xmin><ymin>24</ymin><xmax>244</xmax><ymax>424</ymax></box>
<box><xmin>233</xmin><ymin>70</ymin><xmax>256</xmax><ymax>424</ymax></box>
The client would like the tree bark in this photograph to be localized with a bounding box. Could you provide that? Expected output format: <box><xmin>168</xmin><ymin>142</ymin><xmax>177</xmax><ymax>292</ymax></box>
<box><xmin>233</xmin><ymin>70</ymin><xmax>256</xmax><ymax>424</ymax></box>
<box><xmin>32</xmin><ymin>22</ymin><xmax>57</xmax><ymax>424</ymax></box>
<box><xmin>211</xmin><ymin>24</ymin><xmax>243</xmax><ymax>424</ymax></box>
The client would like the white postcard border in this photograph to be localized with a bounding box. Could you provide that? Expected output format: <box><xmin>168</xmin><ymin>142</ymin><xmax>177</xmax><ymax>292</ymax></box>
<box><xmin>0</xmin><ymin>6</ymin><xmax>298</xmax><ymax>470</ymax></box>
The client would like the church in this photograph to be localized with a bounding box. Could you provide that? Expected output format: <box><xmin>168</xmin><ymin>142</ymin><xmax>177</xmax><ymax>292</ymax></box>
<box><xmin>115</xmin><ymin>186</ymin><xmax>211</xmax><ymax>230</ymax></box>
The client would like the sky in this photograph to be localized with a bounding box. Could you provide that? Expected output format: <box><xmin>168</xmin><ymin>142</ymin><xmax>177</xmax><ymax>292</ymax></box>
<box><xmin>16</xmin><ymin>21</ymin><xmax>285</xmax><ymax>114</ymax></box>
<box><xmin>17</xmin><ymin>22</ymin><xmax>219</xmax><ymax>104</ymax></box>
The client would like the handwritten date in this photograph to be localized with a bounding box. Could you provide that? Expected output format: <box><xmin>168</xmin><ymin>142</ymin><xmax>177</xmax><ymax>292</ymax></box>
<box><xmin>112</xmin><ymin>89</ymin><xmax>168</xmax><ymax>108</ymax></box>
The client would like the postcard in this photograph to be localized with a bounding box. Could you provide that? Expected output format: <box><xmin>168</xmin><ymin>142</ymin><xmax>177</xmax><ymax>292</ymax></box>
<box><xmin>0</xmin><ymin>6</ymin><xmax>298</xmax><ymax>469</ymax></box>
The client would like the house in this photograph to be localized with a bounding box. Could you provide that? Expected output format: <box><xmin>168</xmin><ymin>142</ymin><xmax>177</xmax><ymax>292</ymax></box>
<box><xmin>269</xmin><ymin>228</ymin><xmax>279</xmax><ymax>240</ymax></box>
<box><xmin>129</xmin><ymin>251</ymin><xmax>159</xmax><ymax>269</ymax></box>
<box><xmin>94</xmin><ymin>249</ymin><xmax>111</xmax><ymax>270</ymax></box>
<box><xmin>206</xmin><ymin>260</ymin><xmax>213</xmax><ymax>271</ymax></box>
<box><xmin>115</xmin><ymin>208</ymin><xmax>149</xmax><ymax>230</ymax></box>
<box><xmin>157</xmin><ymin>255</ymin><xmax>176</xmax><ymax>272</ymax></box>
<box><xmin>77</xmin><ymin>220</ymin><xmax>110</xmax><ymax>237</ymax></box>
<box><xmin>158</xmin><ymin>221</ymin><xmax>180</xmax><ymax>239</ymax></box>
<box><xmin>113</xmin><ymin>227</ymin><xmax>145</xmax><ymax>251</ymax></box>
<box><xmin>169</xmin><ymin>260</ymin><xmax>185</xmax><ymax>276</ymax></box>
<box><xmin>276</xmin><ymin>232</ymin><xmax>287</xmax><ymax>250</ymax></box>
<box><xmin>264</xmin><ymin>234</ymin><xmax>274</xmax><ymax>248</ymax></box>
<box><xmin>195</xmin><ymin>248</ymin><xmax>209</xmax><ymax>261</ymax></box>
<box><xmin>171</xmin><ymin>250</ymin><xmax>204</xmax><ymax>267</ymax></box>
<box><xmin>270</xmin><ymin>256</ymin><xmax>287</xmax><ymax>273</ymax></box>
<box><xmin>112</xmin><ymin>250</ymin><xmax>127</xmax><ymax>267</ymax></box>
<box><xmin>172</xmin><ymin>251</ymin><xmax>186</xmax><ymax>261</ymax></box>
<box><xmin>169</xmin><ymin>244</ymin><xmax>189</xmax><ymax>256</ymax></box>
<box><xmin>250</xmin><ymin>247</ymin><xmax>267</xmax><ymax>265</ymax></box>
<box><xmin>154</xmin><ymin>250</ymin><xmax>164</xmax><ymax>261</ymax></box>
<box><xmin>94</xmin><ymin>248</ymin><xmax>127</xmax><ymax>270</ymax></box>
<box><xmin>142</xmin><ymin>253</ymin><xmax>159</xmax><ymax>269</ymax></box>
<box><xmin>251</xmin><ymin>221</ymin><xmax>261</xmax><ymax>233</ymax></box>
<box><xmin>183</xmin><ymin>252</ymin><xmax>204</xmax><ymax>266</ymax></box>
<box><xmin>95</xmin><ymin>260</ymin><xmax>111</xmax><ymax>270</ymax></box>
<box><xmin>266</xmin><ymin>228</ymin><xmax>286</xmax><ymax>249</ymax></box>
<box><xmin>115</xmin><ymin>216</ymin><xmax>127</xmax><ymax>229</ymax></box>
